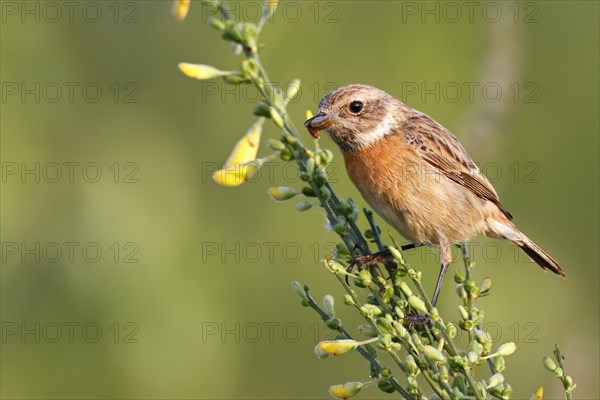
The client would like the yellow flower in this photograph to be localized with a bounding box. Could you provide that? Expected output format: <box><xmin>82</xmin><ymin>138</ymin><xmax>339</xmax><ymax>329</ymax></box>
<box><xmin>317</xmin><ymin>339</ymin><xmax>358</xmax><ymax>356</ymax></box>
<box><xmin>212</xmin><ymin>160</ymin><xmax>262</xmax><ymax>187</ymax></box>
<box><xmin>171</xmin><ymin>0</ymin><xmax>191</xmax><ymax>21</ymax></box>
<box><xmin>329</xmin><ymin>382</ymin><xmax>363</xmax><ymax>400</ymax></box>
<box><xmin>532</xmin><ymin>387</ymin><xmax>544</xmax><ymax>400</ymax></box>
<box><xmin>212</xmin><ymin>120</ymin><xmax>265</xmax><ymax>187</ymax></box>
<box><xmin>178</xmin><ymin>63</ymin><xmax>233</xmax><ymax>80</ymax></box>
<box><xmin>223</xmin><ymin>120</ymin><xmax>263</xmax><ymax>168</ymax></box>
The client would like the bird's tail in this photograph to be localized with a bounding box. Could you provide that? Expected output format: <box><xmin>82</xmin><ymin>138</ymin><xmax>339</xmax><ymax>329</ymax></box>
<box><xmin>487</xmin><ymin>219</ymin><xmax>565</xmax><ymax>277</ymax></box>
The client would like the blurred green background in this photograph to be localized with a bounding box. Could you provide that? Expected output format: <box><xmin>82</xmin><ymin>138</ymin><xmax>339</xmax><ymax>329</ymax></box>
<box><xmin>1</xmin><ymin>1</ymin><xmax>598</xmax><ymax>398</ymax></box>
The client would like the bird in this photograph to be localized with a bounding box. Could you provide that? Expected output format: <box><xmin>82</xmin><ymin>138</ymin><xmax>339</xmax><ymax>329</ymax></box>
<box><xmin>304</xmin><ymin>84</ymin><xmax>565</xmax><ymax>306</ymax></box>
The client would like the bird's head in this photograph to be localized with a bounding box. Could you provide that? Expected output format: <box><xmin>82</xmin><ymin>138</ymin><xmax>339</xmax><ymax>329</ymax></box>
<box><xmin>304</xmin><ymin>84</ymin><xmax>410</xmax><ymax>152</ymax></box>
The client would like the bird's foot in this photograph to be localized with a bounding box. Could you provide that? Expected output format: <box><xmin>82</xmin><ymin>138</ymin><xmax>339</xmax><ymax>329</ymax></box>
<box><xmin>402</xmin><ymin>314</ymin><xmax>433</xmax><ymax>329</ymax></box>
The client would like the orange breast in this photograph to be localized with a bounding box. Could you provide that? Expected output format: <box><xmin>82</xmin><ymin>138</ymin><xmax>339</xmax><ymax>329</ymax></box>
<box><xmin>343</xmin><ymin>135</ymin><xmax>488</xmax><ymax>245</ymax></box>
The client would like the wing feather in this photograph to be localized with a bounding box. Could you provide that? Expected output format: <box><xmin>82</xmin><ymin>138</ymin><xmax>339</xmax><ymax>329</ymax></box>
<box><xmin>401</xmin><ymin>113</ymin><xmax>513</xmax><ymax>220</ymax></box>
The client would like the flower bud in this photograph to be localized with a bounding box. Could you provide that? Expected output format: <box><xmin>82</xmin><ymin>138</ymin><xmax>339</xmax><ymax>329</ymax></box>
<box><xmin>458</xmin><ymin>305</ymin><xmax>470</xmax><ymax>320</ymax></box>
<box><xmin>496</xmin><ymin>342</ymin><xmax>517</xmax><ymax>357</ymax></box>
<box><xmin>392</xmin><ymin>321</ymin><xmax>409</xmax><ymax>339</ymax></box>
<box><xmin>398</xmin><ymin>280</ymin><xmax>413</xmax><ymax>297</ymax></box>
<box><xmin>241</xmin><ymin>58</ymin><xmax>260</xmax><ymax>79</ymax></box>
<box><xmin>408</xmin><ymin>268</ymin><xmax>421</xmax><ymax>282</ymax></box>
<box><xmin>486</xmin><ymin>373</ymin><xmax>505</xmax><ymax>389</ymax></box>
<box><xmin>208</xmin><ymin>17</ymin><xmax>225</xmax><ymax>30</ymax></box>
<box><xmin>305</xmin><ymin>109</ymin><xmax>314</xmax><ymax>120</ymax></box>
<box><xmin>178</xmin><ymin>63</ymin><xmax>232</xmax><ymax>80</ymax></box>
<box><xmin>543</xmin><ymin>356</ymin><xmax>557</xmax><ymax>371</ymax></box>
<box><xmin>285</xmin><ymin>79</ymin><xmax>301</xmax><ymax>102</ymax></box>
<box><xmin>266</xmin><ymin>138</ymin><xmax>286</xmax><ymax>151</ymax></box>
<box><xmin>424</xmin><ymin>345</ymin><xmax>447</xmax><ymax>363</ymax></box>
<box><xmin>357</xmin><ymin>324</ymin><xmax>377</xmax><ymax>338</ymax></box>
<box><xmin>253</xmin><ymin>102</ymin><xmax>271</xmax><ymax>117</ymax></box>
<box><xmin>479</xmin><ymin>278</ymin><xmax>492</xmax><ymax>295</ymax></box>
<box><xmin>343</xmin><ymin>294</ymin><xmax>355</xmax><ymax>306</ymax></box>
<box><xmin>358</xmin><ymin>269</ymin><xmax>372</xmax><ymax>287</ymax></box>
<box><xmin>408</xmin><ymin>295</ymin><xmax>428</xmax><ymax>314</ymax></box>
<box><xmin>171</xmin><ymin>0</ymin><xmax>191</xmax><ymax>20</ymax></box>
<box><xmin>323</xmin><ymin>294</ymin><xmax>335</xmax><ymax>318</ymax></box>
<box><xmin>269</xmin><ymin>107</ymin><xmax>284</xmax><ymax>129</ymax></box>
<box><xmin>329</xmin><ymin>382</ymin><xmax>363</xmax><ymax>400</ymax></box>
<box><xmin>376</xmin><ymin>317</ymin><xmax>394</xmax><ymax>335</ymax></box>
<box><xmin>453</xmin><ymin>270</ymin><xmax>466</xmax><ymax>283</ymax></box>
<box><xmin>405</xmin><ymin>355</ymin><xmax>419</xmax><ymax>375</ymax></box>
<box><xmin>291</xmin><ymin>281</ymin><xmax>309</xmax><ymax>306</ymax></box>
<box><xmin>325</xmin><ymin>260</ymin><xmax>347</xmax><ymax>275</ymax></box>
<box><xmin>295</xmin><ymin>200</ymin><xmax>315</xmax><ymax>211</ymax></box>
<box><xmin>325</xmin><ymin>317</ymin><xmax>342</xmax><ymax>330</ymax></box>
<box><xmin>361</xmin><ymin>304</ymin><xmax>382</xmax><ymax>318</ymax></box>
<box><xmin>446</xmin><ymin>322</ymin><xmax>458</xmax><ymax>340</ymax></box>
<box><xmin>377</xmin><ymin>379</ymin><xmax>395</xmax><ymax>394</ymax></box>
<box><xmin>268</xmin><ymin>186</ymin><xmax>299</xmax><ymax>202</ymax></box>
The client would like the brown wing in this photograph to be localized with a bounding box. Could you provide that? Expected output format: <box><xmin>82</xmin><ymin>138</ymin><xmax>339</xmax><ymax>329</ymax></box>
<box><xmin>401</xmin><ymin>113</ymin><xmax>513</xmax><ymax>220</ymax></box>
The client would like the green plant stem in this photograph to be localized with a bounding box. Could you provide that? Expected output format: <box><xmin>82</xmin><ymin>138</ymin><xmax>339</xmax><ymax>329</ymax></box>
<box><xmin>554</xmin><ymin>345</ymin><xmax>573</xmax><ymax>400</ymax></box>
<box><xmin>303</xmin><ymin>288</ymin><xmax>412</xmax><ymax>399</ymax></box>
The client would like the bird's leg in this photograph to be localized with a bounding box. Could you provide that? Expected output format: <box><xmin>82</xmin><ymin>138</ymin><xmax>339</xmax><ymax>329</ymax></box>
<box><xmin>431</xmin><ymin>243</ymin><xmax>452</xmax><ymax>306</ymax></box>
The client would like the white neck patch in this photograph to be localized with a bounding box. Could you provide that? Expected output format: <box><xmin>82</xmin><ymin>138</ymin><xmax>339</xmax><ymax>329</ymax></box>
<box><xmin>356</xmin><ymin>112</ymin><xmax>395</xmax><ymax>148</ymax></box>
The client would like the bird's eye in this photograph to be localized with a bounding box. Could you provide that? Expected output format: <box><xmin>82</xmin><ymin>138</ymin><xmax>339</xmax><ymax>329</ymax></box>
<box><xmin>349</xmin><ymin>101</ymin><xmax>364</xmax><ymax>114</ymax></box>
